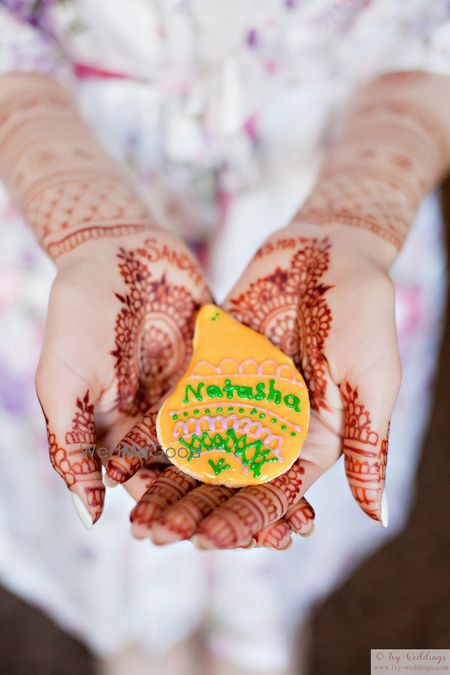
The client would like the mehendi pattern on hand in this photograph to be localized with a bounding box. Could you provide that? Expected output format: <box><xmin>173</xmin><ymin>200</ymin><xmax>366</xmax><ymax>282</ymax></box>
<box><xmin>342</xmin><ymin>382</ymin><xmax>389</xmax><ymax>522</ymax></box>
<box><xmin>228</xmin><ymin>237</ymin><xmax>332</xmax><ymax>411</ymax></box>
<box><xmin>42</xmin><ymin>390</ymin><xmax>105</xmax><ymax>523</ymax></box>
<box><xmin>111</xmin><ymin>242</ymin><xmax>203</xmax><ymax>416</ymax></box>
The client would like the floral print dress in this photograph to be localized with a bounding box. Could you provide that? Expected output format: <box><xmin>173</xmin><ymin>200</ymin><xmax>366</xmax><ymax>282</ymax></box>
<box><xmin>0</xmin><ymin>1</ymin><xmax>448</xmax><ymax>669</ymax></box>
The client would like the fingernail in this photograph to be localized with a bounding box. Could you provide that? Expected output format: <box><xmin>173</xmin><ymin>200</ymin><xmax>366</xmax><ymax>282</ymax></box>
<box><xmin>380</xmin><ymin>490</ymin><xmax>389</xmax><ymax>528</ymax></box>
<box><xmin>191</xmin><ymin>534</ymin><xmax>213</xmax><ymax>550</ymax></box>
<box><xmin>102</xmin><ymin>473</ymin><xmax>118</xmax><ymax>488</ymax></box>
<box><xmin>267</xmin><ymin>537</ymin><xmax>293</xmax><ymax>551</ymax></box>
<box><xmin>71</xmin><ymin>492</ymin><xmax>93</xmax><ymax>530</ymax></box>
<box><xmin>300</xmin><ymin>522</ymin><xmax>315</xmax><ymax>538</ymax></box>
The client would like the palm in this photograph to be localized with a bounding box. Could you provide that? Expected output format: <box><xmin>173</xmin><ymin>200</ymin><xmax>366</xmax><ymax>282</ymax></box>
<box><xmin>110</xmin><ymin>224</ymin><xmax>399</xmax><ymax>547</ymax></box>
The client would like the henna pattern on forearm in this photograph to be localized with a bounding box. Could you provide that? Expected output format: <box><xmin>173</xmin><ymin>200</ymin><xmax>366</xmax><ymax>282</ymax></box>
<box><xmin>228</xmin><ymin>237</ymin><xmax>332</xmax><ymax>411</ymax></box>
<box><xmin>0</xmin><ymin>76</ymin><xmax>151</xmax><ymax>257</ymax></box>
<box><xmin>296</xmin><ymin>75</ymin><xmax>450</xmax><ymax>249</ymax></box>
<box><xmin>41</xmin><ymin>390</ymin><xmax>104</xmax><ymax>523</ymax></box>
<box><xmin>342</xmin><ymin>382</ymin><xmax>389</xmax><ymax>522</ymax></box>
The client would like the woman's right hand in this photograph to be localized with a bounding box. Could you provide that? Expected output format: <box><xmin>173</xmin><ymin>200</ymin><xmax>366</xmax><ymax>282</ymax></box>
<box><xmin>36</xmin><ymin>228</ymin><xmax>212</xmax><ymax>527</ymax></box>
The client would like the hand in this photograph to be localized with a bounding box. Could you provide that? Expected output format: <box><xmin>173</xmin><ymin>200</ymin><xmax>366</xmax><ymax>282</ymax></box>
<box><xmin>36</xmin><ymin>228</ymin><xmax>211</xmax><ymax>527</ymax></box>
<box><xmin>109</xmin><ymin>220</ymin><xmax>400</xmax><ymax>549</ymax></box>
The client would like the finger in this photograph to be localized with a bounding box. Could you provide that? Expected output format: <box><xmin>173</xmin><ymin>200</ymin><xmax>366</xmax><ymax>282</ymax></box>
<box><xmin>255</xmin><ymin>496</ymin><xmax>315</xmax><ymax>547</ymax></box>
<box><xmin>284</xmin><ymin>498</ymin><xmax>315</xmax><ymax>537</ymax></box>
<box><xmin>150</xmin><ymin>484</ymin><xmax>236</xmax><ymax>544</ymax></box>
<box><xmin>254</xmin><ymin>518</ymin><xmax>292</xmax><ymax>550</ymax></box>
<box><xmin>122</xmin><ymin>463</ymin><xmax>167</xmax><ymax>502</ymax></box>
<box><xmin>342</xmin><ymin>380</ymin><xmax>393</xmax><ymax>526</ymax></box>
<box><xmin>129</xmin><ymin>466</ymin><xmax>198</xmax><ymax>539</ymax></box>
<box><xmin>105</xmin><ymin>409</ymin><xmax>163</xmax><ymax>486</ymax></box>
<box><xmin>194</xmin><ymin>459</ymin><xmax>318</xmax><ymax>549</ymax></box>
<box><xmin>36</xmin><ymin>372</ymin><xmax>104</xmax><ymax>528</ymax></box>
<box><xmin>338</xmin><ymin>277</ymin><xmax>401</xmax><ymax>526</ymax></box>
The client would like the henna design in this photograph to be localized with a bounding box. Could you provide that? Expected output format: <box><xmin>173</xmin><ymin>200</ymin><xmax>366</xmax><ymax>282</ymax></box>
<box><xmin>254</xmin><ymin>518</ymin><xmax>292</xmax><ymax>550</ymax></box>
<box><xmin>0</xmin><ymin>79</ymin><xmax>152</xmax><ymax>257</ymax></box>
<box><xmin>42</xmin><ymin>390</ymin><xmax>104</xmax><ymax>523</ymax></box>
<box><xmin>140</xmin><ymin>237</ymin><xmax>205</xmax><ymax>288</ymax></box>
<box><xmin>296</xmin><ymin>80</ymin><xmax>449</xmax><ymax>249</ymax></box>
<box><xmin>130</xmin><ymin>466</ymin><xmax>198</xmax><ymax>536</ymax></box>
<box><xmin>228</xmin><ymin>237</ymin><xmax>332</xmax><ymax>411</ymax></box>
<box><xmin>111</xmin><ymin>244</ymin><xmax>201</xmax><ymax>416</ymax></box>
<box><xmin>107</xmin><ymin>410</ymin><xmax>161</xmax><ymax>483</ymax></box>
<box><xmin>285</xmin><ymin>499</ymin><xmax>315</xmax><ymax>537</ymax></box>
<box><xmin>151</xmin><ymin>484</ymin><xmax>235</xmax><ymax>544</ymax></box>
<box><xmin>194</xmin><ymin>461</ymin><xmax>305</xmax><ymax>548</ymax></box>
<box><xmin>342</xmin><ymin>382</ymin><xmax>388</xmax><ymax>521</ymax></box>
<box><xmin>47</xmin><ymin>223</ymin><xmax>147</xmax><ymax>259</ymax></box>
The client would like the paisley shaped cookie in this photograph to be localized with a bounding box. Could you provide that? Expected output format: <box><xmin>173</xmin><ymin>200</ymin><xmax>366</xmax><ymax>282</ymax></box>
<box><xmin>156</xmin><ymin>305</ymin><xmax>310</xmax><ymax>486</ymax></box>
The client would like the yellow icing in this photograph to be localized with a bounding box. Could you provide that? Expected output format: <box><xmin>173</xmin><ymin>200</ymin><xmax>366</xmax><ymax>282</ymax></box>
<box><xmin>156</xmin><ymin>305</ymin><xmax>310</xmax><ymax>486</ymax></box>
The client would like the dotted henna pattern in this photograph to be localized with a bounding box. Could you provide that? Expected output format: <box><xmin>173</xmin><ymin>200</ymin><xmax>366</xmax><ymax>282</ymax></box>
<box><xmin>228</xmin><ymin>237</ymin><xmax>332</xmax><ymax>411</ymax></box>
<box><xmin>342</xmin><ymin>382</ymin><xmax>389</xmax><ymax>521</ymax></box>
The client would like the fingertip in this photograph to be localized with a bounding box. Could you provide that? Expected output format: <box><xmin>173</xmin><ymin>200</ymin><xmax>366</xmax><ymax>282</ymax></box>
<box><xmin>102</xmin><ymin>472</ymin><xmax>118</xmax><ymax>488</ymax></box>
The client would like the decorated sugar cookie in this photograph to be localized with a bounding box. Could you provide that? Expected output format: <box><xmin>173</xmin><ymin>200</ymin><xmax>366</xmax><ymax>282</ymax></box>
<box><xmin>156</xmin><ymin>305</ymin><xmax>310</xmax><ymax>486</ymax></box>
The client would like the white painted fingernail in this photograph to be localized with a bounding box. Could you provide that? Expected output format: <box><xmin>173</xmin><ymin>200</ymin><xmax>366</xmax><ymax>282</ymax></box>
<box><xmin>380</xmin><ymin>491</ymin><xmax>389</xmax><ymax>528</ymax></box>
<box><xmin>71</xmin><ymin>492</ymin><xmax>93</xmax><ymax>530</ymax></box>
<box><xmin>102</xmin><ymin>474</ymin><xmax>117</xmax><ymax>488</ymax></box>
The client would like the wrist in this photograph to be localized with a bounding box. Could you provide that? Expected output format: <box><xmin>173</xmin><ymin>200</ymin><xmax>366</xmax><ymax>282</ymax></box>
<box><xmin>278</xmin><ymin>219</ymin><xmax>400</xmax><ymax>272</ymax></box>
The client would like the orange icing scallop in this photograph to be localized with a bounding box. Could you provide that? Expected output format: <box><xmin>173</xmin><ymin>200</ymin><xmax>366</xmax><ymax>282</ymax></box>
<box><xmin>156</xmin><ymin>305</ymin><xmax>310</xmax><ymax>487</ymax></box>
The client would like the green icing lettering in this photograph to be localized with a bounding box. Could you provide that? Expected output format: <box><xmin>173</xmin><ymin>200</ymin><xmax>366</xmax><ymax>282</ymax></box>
<box><xmin>284</xmin><ymin>393</ymin><xmax>301</xmax><ymax>413</ymax></box>
<box><xmin>179</xmin><ymin>429</ymin><xmax>278</xmax><ymax>479</ymax></box>
<box><xmin>183</xmin><ymin>383</ymin><xmax>204</xmax><ymax>403</ymax></box>
<box><xmin>206</xmin><ymin>384</ymin><xmax>223</xmax><ymax>398</ymax></box>
<box><xmin>208</xmin><ymin>458</ymin><xmax>231</xmax><ymax>475</ymax></box>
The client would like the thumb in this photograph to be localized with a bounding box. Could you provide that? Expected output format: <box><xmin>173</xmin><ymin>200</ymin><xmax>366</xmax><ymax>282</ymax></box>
<box><xmin>342</xmin><ymin>379</ymin><xmax>393</xmax><ymax>527</ymax></box>
<box><xmin>36</xmin><ymin>361</ymin><xmax>105</xmax><ymax>528</ymax></box>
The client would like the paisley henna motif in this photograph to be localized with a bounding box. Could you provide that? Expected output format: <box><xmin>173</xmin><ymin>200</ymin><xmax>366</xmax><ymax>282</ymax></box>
<box><xmin>111</xmin><ymin>244</ymin><xmax>202</xmax><ymax>416</ymax></box>
<box><xmin>42</xmin><ymin>390</ymin><xmax>104</xmax><ymax>523</ymax></box>
<box><xmin>228</xmin><ymin>237</ymin><xmax>332</xmax><ymax>411</ymax></box>
<box><xmin>342</xmin><ymin>382</ymin><xmax>389</xmax><ymax>521</ymax></box>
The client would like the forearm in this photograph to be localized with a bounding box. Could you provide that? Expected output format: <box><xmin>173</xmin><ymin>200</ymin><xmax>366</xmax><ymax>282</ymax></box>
<box><xmin>296</xmin><ymin>71</ymin><xmax>450</xmax><ymax>264</ymax></box>
<box><xmin>0</xmin><ymin>72</ymin><xmax>153</xmax><ymax>260</ymax></box>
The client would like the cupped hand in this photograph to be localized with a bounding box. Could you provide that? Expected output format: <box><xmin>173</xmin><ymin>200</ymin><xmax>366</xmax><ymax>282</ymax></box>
<box><xmin>36</xmin><ymin>228</ymin><xmax>211</xmax><ymax>526</ymax></box>
<box><xmin>110</xmin><ymin>221</ymin><xmax>399</xmax><ymax>549</ymax></box>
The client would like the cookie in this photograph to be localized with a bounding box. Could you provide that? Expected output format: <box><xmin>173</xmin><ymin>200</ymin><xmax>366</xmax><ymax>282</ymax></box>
<box><xmin>156</xmin><ymin>305</ymin><xmax>310</xmax><ymax>486</ymax></box>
